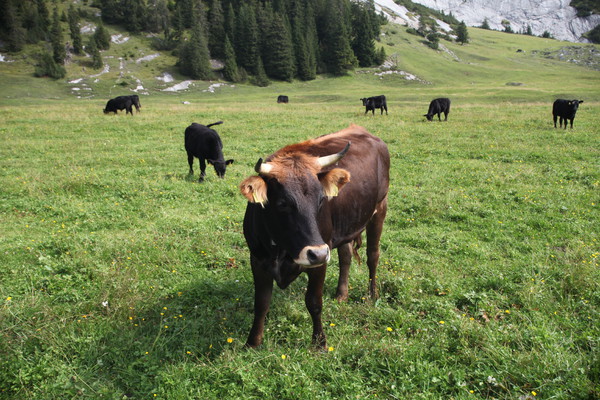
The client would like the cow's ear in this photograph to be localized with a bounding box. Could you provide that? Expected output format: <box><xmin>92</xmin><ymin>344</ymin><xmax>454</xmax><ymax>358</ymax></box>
<box><xmin>319</xmin><ymin>168</ymin><xmax>350</xmax><ymax>198</ymax></box>
<box><xmin>226</xmin><ymin>159</ymin><xmax>234</xmax><ymax>165</ymax></box>
<box><xmin>240</xmin><ymin>176</ymin><xmax>268</xmax><ymax>206</ymax></box>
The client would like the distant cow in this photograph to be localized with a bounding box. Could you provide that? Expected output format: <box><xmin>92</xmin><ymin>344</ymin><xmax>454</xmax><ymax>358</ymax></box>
<box><xmin>424</xmin><ymin>98</ymin><xmax>451</xmax><ymax>121</ymax></box>
<box><xmin>553</xmin><ymin>99</ymin><xmax>583</xmax><ymax>129</ymax></box>
<box><xmin>103</xmin><ymin>95</ymin><xmax>140</xmax><ymax>115</ymax></box>
<box><xmin>239</xmin><ymin>124</ymin><xmax>390</xmax><ymax>348</ymax></box>
<box><xmin>360</xmin><ymin>95</ymin><xmax>387</xmax><ymax>115</ymax></box>
<box><xmin>184</xmin><ymin>121</ymin><xmax>233</xmax><ymax>182</ymax></box>
<box><xmin>277</xmin><ymin>95</ymin><xmax>289</xmax><ymax>103</ymax></box>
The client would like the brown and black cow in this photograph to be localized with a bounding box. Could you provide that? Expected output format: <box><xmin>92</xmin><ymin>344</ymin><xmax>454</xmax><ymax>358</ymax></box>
<box><xmin>239</xmin><ymin>124</ymin><xmax>390</xmax><ymax>348</ymax></box>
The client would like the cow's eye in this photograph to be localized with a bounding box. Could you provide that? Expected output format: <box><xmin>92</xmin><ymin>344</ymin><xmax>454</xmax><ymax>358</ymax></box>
<box><xmin>276</xmin><ymin>198</ymin><xmax>292</xmax><ymax>212</ymax></box>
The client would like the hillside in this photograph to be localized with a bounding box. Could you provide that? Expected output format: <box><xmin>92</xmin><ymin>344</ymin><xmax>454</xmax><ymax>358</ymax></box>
<box><xmin>1</xmin><ymin>14</ymin><xmax>599</xmax><ymax>105</ymax></box>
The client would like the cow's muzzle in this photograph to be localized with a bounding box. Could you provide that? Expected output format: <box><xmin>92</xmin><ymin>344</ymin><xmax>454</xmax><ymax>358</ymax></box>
<box><xmin>294</xmin><ymin>244</ymin><xmax>330</xmax><ymax>267</ymax></box>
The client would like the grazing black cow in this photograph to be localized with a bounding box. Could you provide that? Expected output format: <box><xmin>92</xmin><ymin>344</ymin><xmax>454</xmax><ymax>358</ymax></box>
<box><xmin>360</xmin><ymin>95</ymin><xmax>388</xmax><ymax>115</ymax></box>
<box><xmin>553</xmin><ymin>99</ymin><xmax>583</xmax><ymax>129</ymax></box>
<box><xmin>424</xmin><ymin>97</ymin><xmax>451</xmax><ymax>121</ymax></box>
<box><xmin>184</xmin><ymin>121</ymin><xmax>233</xmax><ymax>182</ymax></box>
<box><xmin>103</xmin><ymin>95</ymin><xmax>139</xmax><ymax>115</ymax></box>
<box><xmin>239</xmin><ymin>124</ymin><xmax>390</xmax><ymax>348</ymax></box>
<box><xmin>277</xmin><ymin>95</ymin><xmax>289</xmax><ymax>103</ymax></box>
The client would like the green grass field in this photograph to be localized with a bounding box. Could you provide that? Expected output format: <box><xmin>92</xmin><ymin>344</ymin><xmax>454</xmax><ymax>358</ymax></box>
<box><xmin>1</xmin><ymin>26</ymin><xmax>599</xmax><ymax>399</ymax></box>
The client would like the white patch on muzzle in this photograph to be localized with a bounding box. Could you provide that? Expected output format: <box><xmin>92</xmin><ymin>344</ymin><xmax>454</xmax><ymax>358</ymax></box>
<box><xmin>294</xmin><ymin>244</ymin><xmax>331</xmax><ymax>267</ymax></box>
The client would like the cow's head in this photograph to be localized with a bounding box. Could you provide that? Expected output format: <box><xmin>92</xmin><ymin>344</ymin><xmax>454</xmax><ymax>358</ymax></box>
<box><xmin>360</xmin><ymin>98</ymin><xmax>367</xmax><ymax>106</ymax></box>
<box><xmin>209</xmin><ymin>159</ymin><xmax>234</xmax><ymax>178</ymax></box>
<box><xmin>240</xmin><ymin>143</ymin><xmax>351</xmax><ymax>267</ymax></box>
<box><xmin>424</xmin><ymin>113</ymin><xmax>433</xmax><ymax>121</ymax></box>
<box><xmin>570</xmin><ymin>100</ymin><xmax>584</xmax><ymax>111</ymax></box>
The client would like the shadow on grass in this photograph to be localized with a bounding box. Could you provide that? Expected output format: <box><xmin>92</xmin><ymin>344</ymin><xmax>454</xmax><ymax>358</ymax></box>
<box><xmin>89</xmin><ymin>277</ymin><xmax>253</xmax><ymax>397</ymax></box>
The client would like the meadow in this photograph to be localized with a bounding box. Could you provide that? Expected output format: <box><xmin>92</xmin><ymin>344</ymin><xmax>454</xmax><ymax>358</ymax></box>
<box><xmin>1</xmin><ymin>26</ymin><xmax>599</xmax><ymax>399</ymax></box>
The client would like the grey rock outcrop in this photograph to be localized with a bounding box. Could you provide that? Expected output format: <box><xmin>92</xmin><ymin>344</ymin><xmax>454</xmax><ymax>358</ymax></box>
<box><xmin>407</xmin><ymin>0</ymin><xmax>599</xmax><ymax>42</ymax></box>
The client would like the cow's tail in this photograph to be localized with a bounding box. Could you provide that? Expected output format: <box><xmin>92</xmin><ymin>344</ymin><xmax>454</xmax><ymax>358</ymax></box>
<box><xmin>206</xmin><ymin>121</ymin><xmax>224</xmax><ymax>128</ymax></box>
<box><xmin>352</xmin><ymin>232</ymin><xmax>363</xmax><ymax>265</ymax></box>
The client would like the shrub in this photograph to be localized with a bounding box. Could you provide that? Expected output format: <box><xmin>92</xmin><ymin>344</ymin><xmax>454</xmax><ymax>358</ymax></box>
<box><xmin>34</xmin><ymin>52</ymin><xmax>66</xmax><ymax>79</ymax></box>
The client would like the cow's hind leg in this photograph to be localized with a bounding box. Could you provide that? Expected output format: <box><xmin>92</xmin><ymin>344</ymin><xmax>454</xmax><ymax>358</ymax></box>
<box><xmin>553</xmin><ymin>115</ymin><xmax>558</xmax><ymax>128</ymax></box>
<box><xmin>365</xmin><ymin>196</ymin><xmax>388</xmax><ymax>299</ymax></box>
<box><xmin>187</xmin><ymin>153</ymin><xmax>194</xmax><ymax>176</ymax></box>
<box><xmin>335</xmin><ymin>242</ymin><xmax>353</xmax><ymax>302</ymax></box>
<box><xmin>306</xmin><ymin>265</ymin><xmax>327</xmax><ymax>348</ymax></box>
<box><xmin>246</xmin><ymin>255</ymin><xmax>274</xmax><ymax>348</ymax></box>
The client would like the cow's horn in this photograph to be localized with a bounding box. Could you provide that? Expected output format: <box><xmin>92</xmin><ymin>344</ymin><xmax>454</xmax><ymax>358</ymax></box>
<box><xmin>317</xmin><ymin>142</ymin><xmax>351</xmax><ymax>168</ymax></box>
<box><xmin>254</xmin><ymin>158</ymin><xmax>273</xmax><ymax>175</ymax></box>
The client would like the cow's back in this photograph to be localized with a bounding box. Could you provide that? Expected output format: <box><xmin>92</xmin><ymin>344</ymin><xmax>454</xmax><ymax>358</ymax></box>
<box><xmin>298</xmin><ymin>126</ymin><xmax>390</xmax><ymax>247</ymax></box>
<box><xmin>185</xmin><ymin>123</ymin><xmax>223</xmax><ymax>159</ymax></box>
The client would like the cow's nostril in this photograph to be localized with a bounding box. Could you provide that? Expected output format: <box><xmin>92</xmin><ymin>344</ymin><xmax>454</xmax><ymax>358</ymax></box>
<box><xmin>307</xmin><ymin>250</ymin><xmax>317</xmax><ymax>263</ymax></box>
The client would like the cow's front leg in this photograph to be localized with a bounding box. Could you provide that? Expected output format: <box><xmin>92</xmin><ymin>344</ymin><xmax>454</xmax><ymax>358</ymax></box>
<box><xmin>335</xmin><ymin>242</ymin><xmax>352</xmax><ymax>302</ymax></box>
<box><xmin>246</xmin><ymin>255</ymin><xmax>273</xmax><ymax>348</ymax></box>
<box><xmin>306</xmin><ymin>265</ymin><xmax>327</xmax><ymax>348</ymax></box>
<box><xmin>199</xmin><ymin>159</ymin><xmax>207</xmax><ymax>182</ymax></box>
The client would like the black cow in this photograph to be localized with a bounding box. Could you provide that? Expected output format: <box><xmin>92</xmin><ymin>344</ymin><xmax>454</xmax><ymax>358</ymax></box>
<box><xmin>239</xmin><ymin>124</ymin><xmax>390</xmax><ymax>348</ymax></box>
<box><xmin>424</xmin><ymin>97</ymin><xmax>451</xmax><ymax>121</ymax></box>
<box><xmin>184</xmin><ymin>121</ymin><xmax>234</xmax><ymax>182</ymax></box>
<box><xmin>553</xmin><ymin>99</ymin><xmax>583</xmax><ymax>129</ymax></box>
<box><xmin>360</xmin><ymin>95</ymin><xmax>388</xmax><ymax>115</ymax></box>
<box><xmin>277</xmin><ymin>95</ymin><xmax>289</xmax><ymax>103</ymax></box>
<box><xmin>103</xmin><ymin>95</ymin><xmax>140</xmax><ymax>115</ymax></box>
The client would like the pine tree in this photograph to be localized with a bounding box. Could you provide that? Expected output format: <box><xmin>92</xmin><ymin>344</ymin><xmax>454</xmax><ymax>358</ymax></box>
<box><xmin>374</xmin><ymin>46</ymin><xmax>386</xmax><ymax>65</ymax></box>
<box><xmin>263</xmin><ymin>12</ymin><xmax>295</xmax><ymax>81</ymax></box>
<box><xmin>208</xmin><ymin>0</ymin><xmax>226</xmax><ymax>59</ymax></box>
<box><xmin>87</xmin><ymin>38</ymin><xmax>103</xmax><ymax>69</ymax></box>
<box><xmin>68</xmin><ymin>5</ymin><xmax>83</xmax><ymax>54</ymax></box>
<box><xmin>1</xmin><ymin>0</ymin><xmax>26</xmax><ymax>52</ymax></box>
<box><xmin>36</xmin><ymin>0</ymin><xmax>50</xmax><ymax>34</ymax></box>
<box><xmin>235</xmin><ymin>2</ymin><xmax>258</xmax><ymax>74</ymax></box>
<box><xmin>252</xmin><ymin>54</ymin><xmax>270</xmax><ymax>87</ymax></box>
<box><xmin>123</xmin><ymin>0</ymin><xmax>146</xmax><ymax>32</ymax></box>
<box><xmin>321</xmin><ymin>0</ymin><xmax>357</xmax><ymax>75</ymax></box>
<box><xmin>292</xmin><ymin>18</ymin><xmax>314</xmax><ymax>81</ymax></box>
<box><xmin>21</xmin><ymin>1</ymin><xmax>45</xmax><ymax>43</ymax></box>
<box><xmin>100</xmin><ymin>0</ymin><xmax>121</xmax><ymax>25</ymax></box>
<box><xmin>51</xmin><ymin>8</ymin><xmax>66</xmax><ymax>65</ymax></box>
<box><xmin>94</xmin><ymin>22</ymin><xmax>111</xmax><ymax>50</ymax></box>
<box><xmin>480</xmin><ymin>18</ymin><xmax>490</xmax><ymax>30</ymax></box>
<box><xmin>455</xmin><ymin>21</ymin><xmax>469</xmax><ymax>44</ymax></box>
<box><xmin>179</xmin><ymin>18</ymin><xmax>212</xmax><ymax>80</ymax></box>
<box><xmin>303</xmin><ymin>3</ymin><xmax>318</xmax><ymax>78</ymax></box>
<box><xmin>351</xmin><ymin>2</ymin><xmax>376</xmax><ymax>67</ymax></box>
<box><xmin>146</xmin><ymin>0</ymin><xmax>170</xmax><ymax>33</ymax></box>
<box><xmin>224</xmin><ymin>2</ymin><xmax>236</xmax><ymax>46</ymax></box>
<box><xmin>222</xmin><ymin>35</ymin><xmax>240</xmax><ymax>82</ymax></box>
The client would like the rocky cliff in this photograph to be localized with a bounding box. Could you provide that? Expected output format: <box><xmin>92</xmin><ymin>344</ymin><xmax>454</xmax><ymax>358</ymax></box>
<box><xmin>405</xmin><ymin>0</ymin><xmax>599</xmax><ymax>42</ymax></box>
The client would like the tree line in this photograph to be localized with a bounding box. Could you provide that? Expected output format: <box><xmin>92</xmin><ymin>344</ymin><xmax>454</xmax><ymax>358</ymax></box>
<box><xmin>0</xmin><ymin>0</ymin><xmax>388</xmax><ymax>83</ymax></box>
